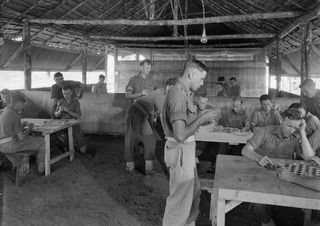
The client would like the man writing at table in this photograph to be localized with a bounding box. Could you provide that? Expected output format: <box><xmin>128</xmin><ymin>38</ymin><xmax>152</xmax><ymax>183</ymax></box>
<box><xmin>242</xmin><ymin>108</ymin><xmax>310</xmax><ymax>226</ymax></box>
<box><xmin>0</xmin><ymin>94</ymin><xmax>45</xmax><ymax>174</ymax></box>
<box><xmin>54</xmin><ymin>86</ymin><xmax>92</xmax><ymax>159</ymax></box>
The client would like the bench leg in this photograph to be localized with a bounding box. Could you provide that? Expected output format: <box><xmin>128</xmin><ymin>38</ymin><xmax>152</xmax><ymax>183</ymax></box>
<box><xmin>68</xmin><ymin>127</ymin><xmax>74</xmax><ymax>161</ymax></box>
<box><xmin>216</xmin><ymin>198</ymin><xmax>226</xmax><ymax>226</ymax></box>
<box><xmin>45</xmin><ymin>134</ymin><xmax>51</xmax><ymax>176</ymax></box>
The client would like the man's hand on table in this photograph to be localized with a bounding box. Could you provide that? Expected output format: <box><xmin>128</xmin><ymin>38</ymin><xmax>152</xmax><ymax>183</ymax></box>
<box><xmin>308</xmin><ymin>156</ymin><xmax>320</xmax><ymax>167</ymax></box>
<box><xmin>258</xmin><ymin>156</ymin><xmax>273</xmax><ymax>167</ymax></box>
<box><xmin>277</xmin><ymin>168</ymin><xmax>295</xmax><ymax>183</ymax></box>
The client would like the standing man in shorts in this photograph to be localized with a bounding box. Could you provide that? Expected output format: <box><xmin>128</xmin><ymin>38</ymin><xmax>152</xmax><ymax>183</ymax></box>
<box><xmin>162</xmin><ymin>59</ymin><xmax>216</xmax><ymax>226</ymax></box>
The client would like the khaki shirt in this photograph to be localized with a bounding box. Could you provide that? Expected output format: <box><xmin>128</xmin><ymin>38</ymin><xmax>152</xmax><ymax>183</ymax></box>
<box><xmin>218</xmin><ymin>107</ymin><xmax>249</xmax><ymax>129</ymax></box>
<box><xmin>55</xmin><ymin>98</ymin><xmax>81</xmax><ymax>119</ymax></box>
<box><xmin>136</xmin><ymin>88</ymin><xmax>166</xmax><ymax>117</ymax></box>
<box><xmin>301</xmin><ymin>91</ymin><xmax>320</xmax><ymax>120</ymax></box>
<box><xmin>251</xmin><ymin>108</ymin><xmax>282</xmax><ymax>127</ymax></box>
<box><xmin>248</xmin><ymin>126</ymin><xmax>299</xmax><ymax>159</ymax></box>
<box><xmin>162</xmin><ymin>82</ymin><xmax>197</xmax><ymax>138</ymax></box>
<box><xmin>0</xmin><ymin>106</ymin><xmax>22</xmax><ymax>139</ymax></box>
<box><xmin>125</xmin><ymin>73</ymin><xmax>155</xmax><ymax>95</ymax></box>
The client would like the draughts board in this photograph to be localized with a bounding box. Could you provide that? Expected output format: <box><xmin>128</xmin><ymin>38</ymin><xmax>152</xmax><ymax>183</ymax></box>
<box><xmin>283</xmin><ymin>163</ymin><xmax>320</xmax><ymax>178</ymax></box>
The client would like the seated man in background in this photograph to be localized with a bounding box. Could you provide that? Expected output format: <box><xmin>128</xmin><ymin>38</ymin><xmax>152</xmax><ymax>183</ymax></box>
<box><xmin>216</xmin><ymin>82</ymin><xmax>228</xmax><ymax>97</ymax></box>
<box><xmin>299</xmin><ymin>78</ymin><xmax>320</xmax><ymax>120</ymax></box>
<box><xmin>125</xmin><ymin>78</ymin><xmax>178</xmax><ymax>176</ymax></box>
<box><xmin>251</xmin><ymin>94</ymin><xmax>282</xmax><ymax>130</ymax></box>
<box><xmin>54</xmin><ymin>86</ymin><xmax>92</xmax><ymax>159</ymax></box>
<box><xmin>227</xmin><ymin>77</ymin><xmax>242</xmax><ymax>97</ymax></box>
<box><xmin>288</xmin><ymin>103</ymin><xmax>320</xmax><ymax>138</ymax></box>
<box><xmin>51</xmin><ymin>72</ymin><xmax>82</xmax><ymax>117</ymax></box>
<box><xmin>0</xmin><ymin>94</ymin><xmax>45</xmax><ymax>174</ymax></box>
<box><xmin>216</xmin><ymin>96</ymin><xmax>250</xmax><ymax>156</ymax></box>
<box><xmin>91</xmin><ymin>74</ymin><xmax>107</xmax><ymax>94</ymax></box>
<box><xmin>242</xmin><ymin>108</ymin><xmax>307</xmax><ymax>226</ymax></box>
<box><xmin>0</xmin><ymin>89</ymin><xmax>11</xmax><ymax>109</ymax></box>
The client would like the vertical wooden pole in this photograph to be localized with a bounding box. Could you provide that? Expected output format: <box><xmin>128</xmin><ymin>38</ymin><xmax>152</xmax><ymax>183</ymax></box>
<box><xmin>301</xmin><ymin>21</ymin><xmax>312</xmax><ymax>81</ymax></box>
<box><xmin>114</xmin><ymin>48</ymin><xmax>119</xmax><ymax>92</ymax></box>
<box><xmin>81</xmin><ymin>42</ymin><xmax>88</xmax><ymax>87</ymax></box>
<box><xmin>173</xmin><ymin>0</ymin><xmax>178</xmax><ymax>37</ymax></box>
<box><xmin>276</xmin><ymin>38</ymin><xmax>281</xmax><ymax>96</ymax></box>
<box><xmin>23</xmin><ymin>22</ymin><xmax>32</xmax><ymax>90</ymax></box>
<box><xmin>105</xmin><ymin>44</ymin><xmax>109</xmax><ymax>92</ymax></box>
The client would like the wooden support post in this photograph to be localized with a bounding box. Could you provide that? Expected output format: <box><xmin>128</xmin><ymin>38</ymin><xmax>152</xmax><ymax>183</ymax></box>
<box><xmin>114</xmin><ymin>48</ymin><xmax>119</xmax><ymax>92</ymax></box>
<box><xmin>23</xmin><ymin>22</ymin><xmax>31</xmax><ymax>90</ymax></box>
<box><xmin>276</xmin><ymin>39</ymin><xmax>281</xmax><ymax>96</ymax></box>
<box><xmin>172</xmin><ymin>0</ymin><xmax>178</xmax><ymax>36</ymax></box>
<box><xmin>301</xmin><ymin>21</ymin><xmax>312</xmax><ymax>81</ymax></box>
<box><xmin>81</xmin><ymin>42</ymin><xmax>88</xmax><ymax>87</ymax></box>
<box><xmin>104</xmin><ymin>44</ymin><xmax>109</xmax><ymax>92</ymax></box>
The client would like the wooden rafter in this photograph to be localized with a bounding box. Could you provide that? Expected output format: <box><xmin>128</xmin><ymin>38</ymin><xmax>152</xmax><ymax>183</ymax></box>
<box><xmin>91</xmin><ymin>57</ymin><xmax>104</xmax><ymax>71</ymax></box>
<box><xmin>24</xmin><ymin>11</ymin><xmax>300</xmax><ymax>26</ymax></box>
<box><xmin>283</xmin><ymin>55</ymin><xmax>301</xmax><ymax>74</ymax></box>
<box><xmin>1</xmin><ymin>43</ymin><xmax>23</xmax><ymax>68</ymax></box>
<box><xmin>90</xmin><ymin>33</ymin><xmax>275</xmax><ymax>41</ymax></box>
<box><xmin>65</xmin><ymin>52</ymin><xmax>83</xmax><ymax>71</ymax></box>
<box><xmin>116</xmin><ymin>42</ymin><xmax>261</xmax><ymax>48</ymax></box>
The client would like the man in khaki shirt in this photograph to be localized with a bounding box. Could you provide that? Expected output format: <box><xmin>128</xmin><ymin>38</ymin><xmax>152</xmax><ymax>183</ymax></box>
<box><xmin>162</xmin><ymin>59</ymin><xmax>216</xmax><ymax>226</ymax></box>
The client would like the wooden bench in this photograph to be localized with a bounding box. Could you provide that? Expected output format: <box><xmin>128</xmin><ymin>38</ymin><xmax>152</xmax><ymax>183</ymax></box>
<box><xmin>4</xmin><ymin>152</ymin><xmax>31</xmax><ymax>186</ymax></box>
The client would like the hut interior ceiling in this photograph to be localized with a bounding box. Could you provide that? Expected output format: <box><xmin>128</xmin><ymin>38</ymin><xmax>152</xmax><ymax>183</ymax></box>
<box><xmin>0</xmin><ymin>0</ymin><xmax>319</xmax><ymax>59</ymax></box>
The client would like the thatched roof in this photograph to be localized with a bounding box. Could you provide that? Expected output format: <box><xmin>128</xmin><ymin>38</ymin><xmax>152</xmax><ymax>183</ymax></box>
<box><xmin>0</xmin><ymin>0</ymin><xmax>319</xmax><ymax>59</ymax></box>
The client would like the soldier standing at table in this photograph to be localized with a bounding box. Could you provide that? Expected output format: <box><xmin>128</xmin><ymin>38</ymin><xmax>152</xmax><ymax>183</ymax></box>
<box><xmin>162</xmin><ymin>59</ymin><xmax>216</xmax><ymax>226</ymax></box>
<box><xmin>124</xmin><ymin>59</ymin><xmax>157</xmax><ymax>174</ymax></box>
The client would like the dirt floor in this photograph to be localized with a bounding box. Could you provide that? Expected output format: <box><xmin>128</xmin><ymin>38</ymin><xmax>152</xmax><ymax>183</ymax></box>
<box><xmin>0</xmin><ymin>135</ymin><xmax>314</xmax><ymax>226</ymax></box>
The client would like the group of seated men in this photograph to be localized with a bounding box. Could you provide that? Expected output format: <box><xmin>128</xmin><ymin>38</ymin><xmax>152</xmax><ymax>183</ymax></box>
<box><xmin>0</xmin><ymin>71</ymin><xmax>93</xmax><ymax>176</ymax></box>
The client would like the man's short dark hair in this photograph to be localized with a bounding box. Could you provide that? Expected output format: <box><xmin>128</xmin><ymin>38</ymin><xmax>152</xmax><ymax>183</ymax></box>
<box><xmin>165</xmin><ymin>77</ymin><xmax>178</xmax><ymax>87</ymax></box>
<box><xmin>229</xmin><ymin>77</ymin><xmax>236</xmax><ymax>81</ymax></box>
<box><xmin>99</xmin><ymin>74</ymin><xmax>105</xmax><ymax>79</ymax></box>
<box><xmin>217</xmin><ymin>76</ymin><xmax>225</xmax><ymax>82</ymax></box>
<box><xmin>11</xmin><ymin>94</ymin><xmax>27</xmax><ymax>104</ymax></box>
<box><xmin>288</xmin><ymin>102</ymin><xmax>306</xmax><ymax>110</ymax></box>
<box><xmin>299</xmin><ymin>78</ymin><xmax>315</xmax><ymax>88</ymax></box>
<box><xmin>282</xmin><ymin>108</ymin><xmax>302</xmax><ymax>120</ymax></box>
<box><xmin>184</xmin><ymin>59</ymin><xmax>208</xmax><ymax>73</ymax></box>
<box><xmin>232</xmin><ymin>96</ymin><xmax>243</xmax><ymax>104</ymax></box>
<box><xmin>54</xmin><ymin>72</ymin><xmax>63</xmax><ymax>78</ymax></box>
<box><xmin>260</xmin><ymin>94</ymin><xmax>271</xmax><ymax>103</ymax></box>
<box><xmin>140</xmin><ymin>59</ymin><xmax>152</xmax><ymax>66</ymax></box>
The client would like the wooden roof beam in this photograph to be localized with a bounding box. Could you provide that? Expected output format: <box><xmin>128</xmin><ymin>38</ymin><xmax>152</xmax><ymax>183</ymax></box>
<box><xmin>90</xmin><ymin>33</ymin><xmax>275</xmax><ymax>41</ymax></box>
<box><xmin>24</xmin><ymin>11</ymin><xmax>300</xmax><ymax>26</ymax></box>
<box><xmin>279</xmin><ymin>4</ymin><xmax>320</xmax><ymax>39</ymax></box>
<box><xmin>116</xmin><ymin>42</ymin><xmax>262</xmax><ymax>48</ymax></box>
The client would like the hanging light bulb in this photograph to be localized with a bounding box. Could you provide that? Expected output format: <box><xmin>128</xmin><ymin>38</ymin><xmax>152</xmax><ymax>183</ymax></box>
<box><xmin>200</xmin><ymin>0</ymin><xmax>207</xmax><ymax>44</ymax></box>
<box><xmin>200</xmin><ymin>25</ymin><xmax>207</xmax><ymax>44</ymax></box>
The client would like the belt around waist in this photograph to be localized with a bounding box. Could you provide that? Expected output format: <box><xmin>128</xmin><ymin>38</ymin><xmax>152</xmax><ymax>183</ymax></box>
<box><xmin>166</xmin><ymin>136</ymin><xmax>195</xmax><ymax>144</ymax></box>
<box><xmin>0</xmin><ymin>137</ymin><xmax>12</xmax><ymax>144</ymax></box>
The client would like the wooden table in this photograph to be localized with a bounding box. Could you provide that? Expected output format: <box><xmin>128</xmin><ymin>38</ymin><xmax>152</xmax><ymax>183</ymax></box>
<box><xmin>22</xmin><ymin>118</ymin><xmax>79</xmax><ymax>176</ymax></box>
<box><xmin>211</xmin><ymin>155</ymin><xmax>320</xmax><ymax>226</ymax></box>
<box><xmin>195</xmin><ymin>125</ymin><xmax>253</xmax><ymax>144</ymax></box>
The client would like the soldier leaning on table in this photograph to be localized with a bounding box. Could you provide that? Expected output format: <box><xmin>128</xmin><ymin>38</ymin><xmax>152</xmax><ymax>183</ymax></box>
<box><xmin>241</xmin><ymin>108</ymin><xmax>313</xmax><ymax>226</ymax></box>
<box><xmin>162</xmin><ymin>59</ymin><xmax>216</xmax><ymax>226</ymax></box>
<box><xmin>0</xmin><ymin>94</ymin><xmax>45</xmax><ymax>174</ymax></box>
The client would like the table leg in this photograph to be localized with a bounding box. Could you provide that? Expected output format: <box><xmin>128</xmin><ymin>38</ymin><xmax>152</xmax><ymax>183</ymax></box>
<box><xmin>211</xmin><ymin>188</ymin><xmax>219</xmax><ymax>226</ymax></box>
<box><xmin>216</xmin><ymin>197</ymin><xmax>226</xmax><ymax>226</ymax></box>
<box><xmin>44</xmin><ymin>134</ymin><xmax>50</xmax><ymax>176</ymax></box>
<box><xmin>68</xmin><ymin>127</ymin><xmax>74</xmax><ymax>161</ymax></box>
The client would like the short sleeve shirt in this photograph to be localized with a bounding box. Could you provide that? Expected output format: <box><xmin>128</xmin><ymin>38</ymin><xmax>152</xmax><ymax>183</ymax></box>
<box><xmin>248</xmin><ymin>126</ymin><xmax>299</xmax><ymax>159</ymax></box>
<box><xmin>125</xmin><ymin>74</ymin><xmax>155</xmax><ymax>95</ymax></box>
<box><xmin>136</xmin><ymin>88</ymin><xmax>166</xmax><ymax>116</ymax></box>
<box><xmin>162</xmin><ymin>82</ymin><xmax>197</xmax><ymax>138</ymax></box>
<box><xmin>218</xmin><ymin>107</ymin><xmax>249</xmax><ymax>129</ymax></box>
<box><xmin>301</xmin><ymin>91</ymin><xmax>320</xmax><ymax>120</ymax></box>
<box><xmin>0</xmin><ymin>106</ymin><xmax>22</xmax><ymax>139</ymax></box>
<box><xmin>56</xmin><ymin>98</ymin><xmax>81</xmax><ymax>119</ymax></box>
<box><xmin>305</xmin><ymin>113</ymin><xmax>320</xmax><ymax>137</ymax></box>
<box><xmin>227</xmin><ymin>85</ymin><xmax>241</xmax><ymax>97</ymax></box>
<box><xmin>251</xmin><ymin>108</ymin><xmax>282</xmax><ymax>127</ymax></box>
<box><xmin>308</xmin><ymin>129</ymin><xmax>320</xmax><ymax>157</ymax></box>
<box><xmin>92</xmin><ymin>83</ymin><xmax>107</xmax><ymax>94</ymax></box>
<box><xmin>51</xmin><ymin>80</ymin><xmax>81</xmax><ymax>99</ymax></box>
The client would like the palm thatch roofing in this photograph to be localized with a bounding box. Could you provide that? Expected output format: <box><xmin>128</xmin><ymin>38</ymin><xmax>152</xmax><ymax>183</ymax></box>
<box><xmin>0</xmin><ymin>0</ymin><xmax>319</xmax><ymax>62</ymax></box>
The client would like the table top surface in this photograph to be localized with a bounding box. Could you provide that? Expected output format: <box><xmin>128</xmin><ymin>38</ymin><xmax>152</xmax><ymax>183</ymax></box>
<box><xmin>214</xmin><ymin>155</ymin><xmax>320</xmax><ymax>199</ymax></box>
<box><xmin>22</xmin><ymin>118</ymin><xmax>79</xmax><ymax>134</ymax></box>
